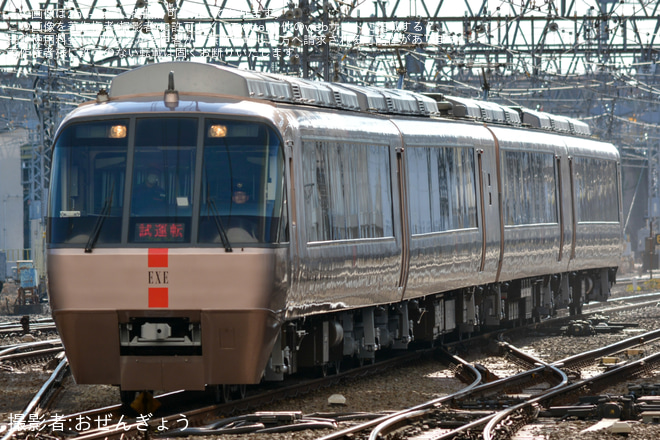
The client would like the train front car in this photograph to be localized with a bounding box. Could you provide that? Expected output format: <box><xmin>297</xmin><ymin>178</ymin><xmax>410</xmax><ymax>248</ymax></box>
<box><xmin>46</xmin><ymin>66</ymin><xmax>289</xmax><ymax>398</ymax></box>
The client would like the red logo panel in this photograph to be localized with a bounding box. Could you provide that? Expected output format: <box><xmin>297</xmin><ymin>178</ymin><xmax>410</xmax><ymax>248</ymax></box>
<box><xmin>148</xmin><ymin>248</ymin><xmax>168</xmax><ymax>268</ymax></box>
<box><xmin>148</xmin><ymin>287</ymin><xmax>169</xmax><ymax>308</ymax></box>
<box><xmin>148</xmin><ymin>248</ymin><xmax>169</xmax><ymax>308</ymax></box>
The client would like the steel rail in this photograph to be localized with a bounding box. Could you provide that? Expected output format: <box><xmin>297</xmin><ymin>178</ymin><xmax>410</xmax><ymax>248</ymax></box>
<box><xmin>0</xmin><ymin>339</ymin><xmax>62</xmax><ymax>356</ymax></box>
<box><xmin>0</xmin><ymin>325</ymin><xmax>58</xmax><ymax>336</ymax></box>
<box><xmin>0</xmin><ymin>318</ymin><xmax>54</xmax><ymax>328</ymax></box>
<box><xmin>31</xmin><ymin>350</ymin><xmax>434</xmax><ymax>440</ymax></box>
<box><xmin>0</xmin><ymin>347</ymin><xmax>64</xmax><ymax>363</ymax></box>
<box><xmin>483</xmin><ymin>350</ymin><xmax>660</xmax><ymax>440</ymax></box>
<box><xmin>555</xmin><ymin>327</ymin><xmax>660</xmax><ymax>370</ymax></box>
<box><xmin>582</xmin><ymin>297</ymin><xmax>660</xmax><ymax>316</ymax></box>
<box><xmin>332</xmin><ymin>327</ymin><xmax>660</xmax><ymax>440</ymax></box>
<box><xmin>316</xmin><ymin>350</ymin><xmax>482</xmax><ymax>440</ymax></box>
<box><xmin>0</xmin><ymin>357</ymin><xmax>69</xmax><ymax>440</ymax></box>
<box><xmin>369</xmin><ymin>342</ymin><xmax>567</xmax><ymax>440</ymax></box>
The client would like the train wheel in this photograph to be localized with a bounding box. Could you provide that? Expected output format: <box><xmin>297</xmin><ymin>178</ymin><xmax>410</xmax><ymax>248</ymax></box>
<box><xmin>319</xmin><ymin>361</ymin><xmax>339</xmax><ymax>377</ymax></box>
<box><xmin>213</xmin><ymin>385</ymin><xmax>231</xmax><ymax>403</ymax></box>
<box><xmin>230</xmin><ymin>384</ymin><xmax>246</xmax><ymax>400</ymax></box>
<box><xmin>354</xmin><ymin>356</ymin><xmax>374</xmax><ymax>367</ymax></box>
<box><xmin>119</xmin><ymin>389</ymin><xmax>137</xmax><ymax>406</ymax></box>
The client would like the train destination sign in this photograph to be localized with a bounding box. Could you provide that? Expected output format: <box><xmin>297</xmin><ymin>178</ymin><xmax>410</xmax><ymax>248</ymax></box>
<box><xmin>135</xmin><ymin>223</ymin><xmax>185</xmax><ymax>242</ymax></box>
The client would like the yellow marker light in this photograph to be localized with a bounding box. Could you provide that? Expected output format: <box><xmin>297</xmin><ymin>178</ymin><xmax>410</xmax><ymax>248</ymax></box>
<box><xmin>109</xmin><ymin>125</ymin><xmax>127</xmax><ymax>138</ymax></box>
<box><xmin>208</xmin><ymin>124</ymin><xmax>228</xmax><ymax>138</ymax></box>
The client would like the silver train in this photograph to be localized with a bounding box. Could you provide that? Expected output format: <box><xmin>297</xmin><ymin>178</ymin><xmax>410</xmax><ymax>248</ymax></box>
<box><xmin>46</xmin><ymin>62</ymin><xmax>622</xmax><ymax>398</ymax></box>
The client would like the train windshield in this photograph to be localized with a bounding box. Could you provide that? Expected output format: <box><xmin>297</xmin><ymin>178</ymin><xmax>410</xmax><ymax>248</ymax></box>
<box><xmin>48</xmin><ymin>119</ymin><xmax>129</xmax><ymax>246</ymax></box>
<box><xmin>198</xmin><ymin>119</ymin><xmax>285</xmax><ymax>245</ymax></box>
<box><xmin>48</xmin><ymin>117</ymin><xmax>286</xmax><ymax>247</ymax></box>
<box><xmin>129</xmin><ymin>118</ymin><xmax>197</xmax><ymax>243</ymax></box>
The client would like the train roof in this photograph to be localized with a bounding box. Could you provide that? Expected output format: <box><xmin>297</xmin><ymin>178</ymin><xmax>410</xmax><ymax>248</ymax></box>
<box><xmin>105</xmin><ymin>61</ymin><xmax>591</xmax><ymax>137</ymax></box>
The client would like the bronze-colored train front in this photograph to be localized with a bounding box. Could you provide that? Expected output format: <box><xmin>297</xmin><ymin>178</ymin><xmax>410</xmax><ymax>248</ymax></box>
<box><xmin>46</xmin><ymin>101</ymin><xmax>290</xmax><ymax>392</ymax></box>
<box><xmin>48</xmin><ymin>248</ymin><xmax>286</xmax><ymax>390</ymax></box>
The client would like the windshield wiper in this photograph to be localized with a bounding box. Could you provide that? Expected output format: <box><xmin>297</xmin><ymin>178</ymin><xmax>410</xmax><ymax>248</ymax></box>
<box><xmin>85</xmin><ymin>196</ymin><xmax>112</xmax><ymax>253</ymax></box>
<box><xmin>207</xmin><ymin>197</ymin><xmax>233</xmax><ymax>253</ymax></box>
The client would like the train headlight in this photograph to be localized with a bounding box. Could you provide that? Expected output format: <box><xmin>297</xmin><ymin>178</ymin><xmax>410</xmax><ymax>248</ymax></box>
<box><xmin>109</xmin><ymin>125</ymin><xmax>127</xmax><ymax>138</ymax></box>
<box><xmin>208</xmin><ymin>124</ymin><xmax>228</xmax><ymax>138</ymax></box>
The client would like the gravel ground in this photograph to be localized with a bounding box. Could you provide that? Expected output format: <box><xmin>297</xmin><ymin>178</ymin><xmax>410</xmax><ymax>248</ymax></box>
<box><xmin>0</xmin><ymin>280</ymin><xmax>56</xmax><ymax>426</ymax></box>
<box><xmin>516</xmin><ymin>306</ymin><xmax>660</xmax><ymax>363</ymax></box>
<box><xmin>524</xmin><ymin>421</ymin><xmax>660</xmax><ymax>440</ymax></box>
<box><xmin>511</xmin><ymin>303</ymin><xmax>660</xmax><ymax>440</ymax></box>
<box><xmin>3</xmin><ymin>278</ymin><xmax>660</xmax><ymax>440</ymax></box>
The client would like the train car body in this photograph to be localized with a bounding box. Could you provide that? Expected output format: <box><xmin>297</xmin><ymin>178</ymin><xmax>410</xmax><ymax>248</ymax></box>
<box><xmin>46</xmin><ymin>62</ymin><xmax>622</xmax><ymax>397</ymax></box>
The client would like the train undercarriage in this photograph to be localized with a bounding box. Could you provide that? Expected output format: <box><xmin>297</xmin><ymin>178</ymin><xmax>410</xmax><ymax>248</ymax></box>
<box><xmin>264</xmin><ymin>268</ymin><xmax>617</xmax><ymax>381</ymax></box>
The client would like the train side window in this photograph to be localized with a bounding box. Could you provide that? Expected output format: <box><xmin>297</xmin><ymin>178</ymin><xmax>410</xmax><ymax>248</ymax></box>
<box><xmin>501</xmin><ymin>150</ymin><xmax>557</xmax><ymax>226</ymax></box>
<box><xmin>302</xmin><ymin>141</ymin><xmax>393</xmax><ymax>242</ymax></box>
<box><xmin>407</xmin><ymin>146</ymin><xmax>478</xmax><ymax>234</ymax></box>
<box><xmin>573</xmin><ymin>157</ymin><xmax>619</xmax><ymax>222</ymax></box>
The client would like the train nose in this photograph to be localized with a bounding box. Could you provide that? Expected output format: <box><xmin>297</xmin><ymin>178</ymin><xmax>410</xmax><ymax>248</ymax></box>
<box><xmin>48</xmin><ymin>247</ymin><xmax>286</xmax><ymax>391</ymax></box>
<box><xmin>118</xmin><ymin>309</ymin><xmax>281</xmax><ymax>391</ymax></box>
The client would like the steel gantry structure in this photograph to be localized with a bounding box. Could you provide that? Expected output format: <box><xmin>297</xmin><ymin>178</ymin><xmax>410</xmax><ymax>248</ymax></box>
<box><xmin>0</xmin><ymin>0</ymin><xmax>659</xmax><ymax>265</ymax></box>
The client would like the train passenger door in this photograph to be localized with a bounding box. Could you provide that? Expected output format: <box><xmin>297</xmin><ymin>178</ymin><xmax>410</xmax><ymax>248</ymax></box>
<box><xmin>476</xmin><ymin>149</ymin><xmax>487</xmax><ymax>272</ymax></box>
<box><xmin>396</xmin><ymin>146</ymin><xmax>411</xmax><ymax>297</ymax></box>
<box><xmin>284</xmin><ymin>138</ymin><xmax>300</xmax><ymax>286</ymax></box>
<box><xmin>481</xmin><ymin>127</ymin><xmax>505</xmax><ymax>281</ymax></box>
<box><xmin>555</xmin><ymin>152</ymin><xmax>574</xmax><ymax>266</ymax></box>
<box><xmin>567</xmin><ymin>155</ymin><xmax>577</xmax><ymax>262</ymax></box>
<box><xmin>556</xmin><ymin>142</ymin><xmax>575</xmax><ymax>268</ymax></box>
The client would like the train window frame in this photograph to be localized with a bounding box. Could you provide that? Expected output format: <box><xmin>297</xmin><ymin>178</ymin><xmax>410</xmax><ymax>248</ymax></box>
<box><xmin>573</xmin><ymin>156</ymin><xmax>620</xmax><ymax>223</ymax></box>
<box><xmin>197</xmin><ymin>117</ymin><xmax>287</xmax><ymax>247</ymax></box>
<box><xmin>302</xmin><ymin>139</ymin><xmax>395</xmax><ymax>244</ymax></box>
<box><xmin>127</xmin><ymin>117</ymin><xmax>199</xmax><ymax>244</ymax></box>
<box><xmin>406</xmin><ymin>145</ymin><xmax>479</xmax><ymax>236</ymax></box>
<box><xmin>47</xmin><ymin>118</ymin><xmax>130</xmax><ymax>246</ymax></box>
<box><xmin>47</xmin><ymin>114</ymin><xmax>289</xmax><ymax>249</ymax></box>
<box><xmin>501</xmin><ymin>149</ymin><xmax>559</xmax><ymax>227</ymax></box>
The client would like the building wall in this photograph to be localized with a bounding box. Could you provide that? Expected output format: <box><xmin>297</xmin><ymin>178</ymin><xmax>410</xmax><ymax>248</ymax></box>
<box><xmin>0</xmin><ymin>129</ymin><xmax>27</xmax><ymax>265</ymax></box>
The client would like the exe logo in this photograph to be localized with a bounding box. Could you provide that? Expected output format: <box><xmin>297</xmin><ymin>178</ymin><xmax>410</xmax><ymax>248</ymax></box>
<box><xmin>148</xmin><ymin>248</ymin><xmax>169</xmax><ymax>308</ymax></box>
<box><xmin>148</xmin><ymin>271</ymin><xmax>169</xmax><ymax>284</ymax></box>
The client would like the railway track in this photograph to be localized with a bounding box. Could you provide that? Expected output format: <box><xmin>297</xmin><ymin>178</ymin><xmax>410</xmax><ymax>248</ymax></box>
<box><xmin>317</xmin><ymin>329</ymin><xmax>660</xmax><ymax>440</ymax></box>
<box><xmin>8</xmin><ymin>328</ymin><xmax>656</xmax><ymax>440</ymax></box>
<box><xmin>2</xmin><ymin>349</ymin><xmax>459</xmax><ymax>440</ymax></box>
<box><xmin>0</xmin><ymin>321</ymin><xmax>545</xmax><ymax>439</ymax></box>
<box><xmin>0</xmin><ymin>339</ymin><xmax>63</xmax><ymax>367</ymax></box>
<box><xmin>0</xmin><ymin>356</ymin><xmax>69</xmax><ymax>440</ymax></box>
<box><xmin>2</xmin><ymin>291</ymin><xmax>660</xmax><ymax>440</ymax></box>
<box><xmin>0</xmin><ymin>318</ymin><xmax>57</xmax><ymax>337</ymax></box>
<box><xmin>481</xmin><ymin>351</ymin><xmax>660</xmax><ymax>440</ymax></box>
